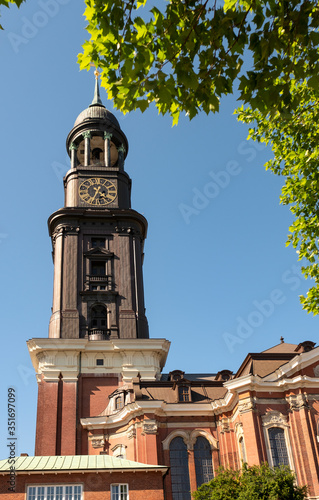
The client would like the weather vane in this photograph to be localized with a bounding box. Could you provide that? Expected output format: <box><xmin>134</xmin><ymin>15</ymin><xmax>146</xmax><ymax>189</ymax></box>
<box><xmin>90</xmin><ymin>62</ymin><xmax>100</xmax><ymax>80</ymax></box>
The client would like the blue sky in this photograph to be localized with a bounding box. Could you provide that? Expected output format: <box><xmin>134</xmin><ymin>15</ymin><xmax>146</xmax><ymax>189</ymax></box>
<box><xmin>0</xmin><ymin>0</ymin><xmax>318</xmax><ymax>459</ymax></box>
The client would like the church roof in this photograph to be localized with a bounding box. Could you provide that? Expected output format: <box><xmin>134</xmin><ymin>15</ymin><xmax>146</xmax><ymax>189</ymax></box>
<box><xmin>139</xmin><ymin>385</ymin><xmax>227</xmax><ymax>403</ymax></box>
<box><xmin>262</xmin><ymin>342</ymin><xmax>298</xmax><ymax>353</ymax></box>
<box><xmin>0</xmin><ymin>455</ymin><xmax>167</xmax><ymax>473</ymax></box>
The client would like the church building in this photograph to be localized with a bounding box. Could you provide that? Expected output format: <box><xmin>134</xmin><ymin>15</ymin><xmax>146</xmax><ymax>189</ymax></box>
<box><xmin>1</xmin><ymin>79</ymin><xmax>319</xmax><ymax>500</ymax></box>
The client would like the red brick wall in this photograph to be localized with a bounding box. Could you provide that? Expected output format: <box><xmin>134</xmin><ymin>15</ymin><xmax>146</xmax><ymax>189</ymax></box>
<box><xmin>60</xmin><ymin>382</ymin><xmax>77</xmax><ymax>455</ymax></box>
<box><xmin>0</xmin><ymin>471</ymin><xmax>165</xmax><ymax>500</ymax></box>
<box><xmin>34</xmin><ymin>377</ymin><xmax>59</xmax><ymax>456</ymax></box>
<box><xmin>79</xmin><ymin>375</ymin><xmax>119</xmax><ymax>418</ymax></box>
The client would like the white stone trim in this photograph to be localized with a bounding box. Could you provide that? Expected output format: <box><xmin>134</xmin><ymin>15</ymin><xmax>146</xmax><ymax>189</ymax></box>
<box><xmin>162</xmin><ymin>428</ymin><xmax>218</xmax><ymax>451</ymax></box>
<box><xmin>162</xmin><ymin>430</ymin><xmax>190</xmax><ymax>450</ymax></box>
<box><xmin>165</xmin><ymin>421</ymin><xmax>216</xmax><ymax>428</ymax></box>
<box><xmin>189</xmin><ymin>429</ymin><xmax>218</xmax><ymax>450</ymax></box>
<box><xmin>263</xmin><ymin>347</ymin><xmax>319</xmax><ymax>381</ymax></box>
<box><xmin>27</xmin><ymin>338</ymin><xmax>170</xmax><ymax>382</ymax></box>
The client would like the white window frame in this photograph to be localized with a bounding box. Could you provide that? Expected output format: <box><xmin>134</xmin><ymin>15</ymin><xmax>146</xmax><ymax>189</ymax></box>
<box><xmin>261</xmin><ymin>411</ymin><xmax>294</xmax><ymax>470</ymax></box>
<box><xmin>27</xmin><ymin>485</ymin><xmax>83</xmax><ymax>500</ymax></box>
<box><xmin>235</xmin><ymin>423</ymin><xmax>246</xmax><ymax>463</ymax></box>
<box><xmin>111</xmin><ymin>483</ymin><xmax>129</xmax><ymax>500</ymax></box>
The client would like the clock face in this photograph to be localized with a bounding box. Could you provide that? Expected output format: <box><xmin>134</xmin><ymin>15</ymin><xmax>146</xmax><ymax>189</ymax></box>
<box><xmin>79</xmin><ymin>178</ymin><xmax>117</xmax><ymax>206</ymax></box>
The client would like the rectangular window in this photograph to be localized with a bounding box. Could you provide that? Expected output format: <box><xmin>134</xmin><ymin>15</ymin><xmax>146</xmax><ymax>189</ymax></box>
<box><xmin>111</xmin><ymin>484</ymin><xmax>128</xmax><ymax>500</ymax></box>
<box><xmin>47</xmin><ymin>488</ymin><xmax>55</xmax><ymax>500</ymax></box>
<box><xmin>91</xmin><ymin>261</ymin><xmax>105</xmax><ymax>276</ymax></box>
<box><xmin>178</xmin><ymin>386</ymin><xmax>190</xmax><ymax>402</ymax></box>
<box><xmin>91</xmin><ymin>238</ymin><xmax>105</xmax><ymax>248</ymax></box>
<box><xmin>27</xmin><ymin>486</ymin><xmax>83</xmax><ymax>500</ymax></box>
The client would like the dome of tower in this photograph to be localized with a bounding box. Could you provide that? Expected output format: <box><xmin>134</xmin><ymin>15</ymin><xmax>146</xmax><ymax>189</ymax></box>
<box><xmin>73</xmin><ymin>77</ymin><xmax>121</xmax><ymax>129</ymax></box>
<box><xmin>66</xmin><ymin>77</ymin><xmax>128</xmax><ymax>157</ymax></box>
<box><xmin>74</xmin><ymin>104</ymin><xmax>121</xmax><ymax>129</ymax></box>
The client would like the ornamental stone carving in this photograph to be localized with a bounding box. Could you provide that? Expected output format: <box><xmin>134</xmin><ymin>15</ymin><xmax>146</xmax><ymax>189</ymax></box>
<box><xmin>238</xmin><ymin>398</ymin><xmax>256</xmax><ymax>414</ymax></box>
<box><xmin>286</xmin><ymin>394</ymin><xmax>309</xmax><ymax>411</ymax></box>
<box><xmin>90</xmin><ymin>435</ymin><xmax>105</xmax><ymax>449</ymax></box>
<box><xmin>235</xmin><ymin>422</ymin><xmax>244</xmax><ymax>438</ymax></box>
<box><xmin>220</xmin><ymin>418</ymin><xmax>231</xmax><ymax>433</ymax></box>
<box><xmin>142</xmin><ymin>420</ymin><xmax>158</xmax><ymax>435</ymax></box>
<box><xmin>313</xmin><ymin>365</ymin><xmax>319</xmax><ymax>377</ymax></box>
<box><xmin>127</xmin><ymin>425</ymin><xmax>136</xmax><ymax>440</ymax></box>
<box><xmin>262</xmin><ymin>410</ymin><xmax>288</xmax><ymax>427</ymax></box>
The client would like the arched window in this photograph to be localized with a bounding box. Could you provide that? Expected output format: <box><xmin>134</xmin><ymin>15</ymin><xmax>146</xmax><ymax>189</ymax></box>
<box><xmin>91</xmin><ymin>305</ymin><xmax>107</xmax><ymax>330</ymax></box>
<box><xmin>194</xmin><ymin>436</ymin><xmax>214</xmax><ymax>486</ymax></box>
<box><xmin>169</xmin><ymin>437</ymin><xmax>191</xmax><ymax>500</ymax></box>
<box><xmin>268</xmin><ymin>427</ymin><xmax>289</xmax><ymax>467</ymax></box>
<box><xmin>92</xmin><ymin>147</ymin><xmax>103</xmax><ymax>162</ymax></box>
<box><xmin>239</xmin><ymin>436</ymin><xmax>246</xmax><ymax>462</ymax></box>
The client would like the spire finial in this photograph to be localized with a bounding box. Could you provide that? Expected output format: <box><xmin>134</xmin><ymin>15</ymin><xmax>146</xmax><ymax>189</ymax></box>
<box><xmin>89</xmin><ymin>65</ymin><xmax>103</xmax><ymax>107</ymax></box>
<box><xmin>280</xmin><ymin>336</ymin><xmax>284</xmax><ymax>343</ymax></box>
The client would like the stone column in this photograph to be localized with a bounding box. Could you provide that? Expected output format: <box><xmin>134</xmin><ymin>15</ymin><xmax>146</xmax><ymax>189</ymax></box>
<box><xmin>104</xmin><ymin>131</ymin><xmax>112</xmax><ymax>166</ymax></box>
<box><xmin>49</xmin><ymin>227</ymin><xmax>64</xmax><ymax>339</ymax></box>
<box><xmin>83</xmin><ymin>131</ymin><xmax>91</xmax><ymax>166</ymax></box>
<box><xmin>69</xmin><ymin>142</ymin><xmax>78</xmax><ymax>169</ymax></box>
<box><xmin>61</xmin><ymin>226</ymin><xmax>80</xmax><ymax>339</ymax></box>
<box><xmin>118</xmin><ymin>144</ymin><xmax>126</xmax><ymax>170</ymax></box>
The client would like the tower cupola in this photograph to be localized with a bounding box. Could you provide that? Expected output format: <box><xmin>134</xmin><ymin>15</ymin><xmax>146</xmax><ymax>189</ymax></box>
<box><xmin>66</xmin><ymin>78</ymin><xmax>128</xmax><ymax>171</ymax></box>
<box><xmin>63</xmin><ymin>78</ymin><xmax>131</xmax><ymax>210</ymax></box>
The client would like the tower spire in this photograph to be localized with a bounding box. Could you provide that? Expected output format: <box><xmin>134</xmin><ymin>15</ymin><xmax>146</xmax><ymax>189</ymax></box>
<box><xmin>90</xmin><ymin>68</ymin><xmax>103</xmax><ymax>107</ymax></box>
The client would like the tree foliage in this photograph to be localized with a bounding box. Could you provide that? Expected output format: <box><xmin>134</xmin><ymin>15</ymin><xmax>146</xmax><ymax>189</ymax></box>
<box><xmin>193</xmin><ymin>463</ymin><xmax>307</xmax><ymax>500</ymax></box>
<box><xmin>0</xmin><ymin>0</ymin><xmax>25</xmax><ymax>29</ymax></box>
<box><xmin>78</xmin><ymin>0</ymin><xmax>319</xmax><ymax>314</ymax></box>
<box><xmin>79</xmin><ymin>0</ymin><xmax>319</xmax><ymax>123</ymax></box>
<box><xmin>238</xmin><ymin>83</ymin><xmax>319</xmax><ymax>314</ymax></box>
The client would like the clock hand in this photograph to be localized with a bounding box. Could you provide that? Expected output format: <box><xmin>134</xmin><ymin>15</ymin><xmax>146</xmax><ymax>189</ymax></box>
<box><xmin>92</xmin><ymin>186</ymin><xmax>102</xmax><ymax>201</ymax></box>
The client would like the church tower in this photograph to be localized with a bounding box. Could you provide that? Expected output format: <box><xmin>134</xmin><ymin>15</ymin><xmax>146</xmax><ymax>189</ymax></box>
<box><xmin>49</xmin><ymin>77</ymin><xmax>148</xmax><ymax>341</ymax></box>
<box><xmin>28</xmin><ymin>79</ymin><xmax>170</xmax><ymax>457</ymax></box>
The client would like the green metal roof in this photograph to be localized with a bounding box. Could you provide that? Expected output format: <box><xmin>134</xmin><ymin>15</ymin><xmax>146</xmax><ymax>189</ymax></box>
<box><xmin>0</xmin><ymin>455</ymin><xmax>168</xmax><ymax>474</ymax></box>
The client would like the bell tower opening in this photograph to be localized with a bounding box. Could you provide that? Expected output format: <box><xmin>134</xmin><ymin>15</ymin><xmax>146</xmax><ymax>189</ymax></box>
<box><xmin>89</xmin><ymin>304</ymin><xmax>109</xmax><ymax>340</ymax></box>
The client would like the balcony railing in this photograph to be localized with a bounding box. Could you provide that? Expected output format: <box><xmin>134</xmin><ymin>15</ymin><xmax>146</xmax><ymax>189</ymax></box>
<box><xmin>85</xmin><ymin>274</ymin><xmax>114</xmax><ymax>291</ymax></box>
<box><xmin>88</xmin><ymin>328</ymin><xmax>111</xmax><ymax>341</ymax></box>
<box><xmin>87</xmin><ymin>274</ymin><xmax>113</xmax><ymax>283</ymax></box>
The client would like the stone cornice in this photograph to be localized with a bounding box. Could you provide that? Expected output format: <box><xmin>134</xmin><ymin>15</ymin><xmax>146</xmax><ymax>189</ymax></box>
<box><xmin>48</xmin><ymin>207</ymin><xmax>148</xmax><ymax>240</ymax></box>
<box><xmin>81</xmin><ymin>400</ymin><xmax>216</xmax><ymax>431</ymax></box>
<box><xmin>263</xmin><ymin>346</ymin><xmax>319</xmax><ymax>381</ymax></box>
<box><xmin>27</xmin><ymin>338</ymin><xmax>170</xmax><ymax>382</ymax></box>
<box><xmin>224</xmin><ymin>372</ymin><xmax>319</xmax><ymax>396</ymax></box>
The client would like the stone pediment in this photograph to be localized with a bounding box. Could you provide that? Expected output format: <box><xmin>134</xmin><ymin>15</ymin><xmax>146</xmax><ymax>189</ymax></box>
<box><xmin>84</xmin><ymin>247</ymin><xmax>114</xmax><ymax>257</ymax></box>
